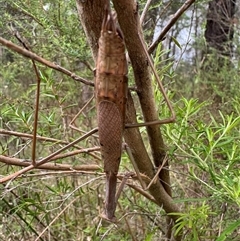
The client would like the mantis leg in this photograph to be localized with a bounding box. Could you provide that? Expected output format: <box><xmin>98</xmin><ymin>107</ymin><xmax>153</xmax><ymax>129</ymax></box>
<box><xmin>125</xmin><ymin>33</ymin><xmax>176</xmax><ymax>129</ymax></box>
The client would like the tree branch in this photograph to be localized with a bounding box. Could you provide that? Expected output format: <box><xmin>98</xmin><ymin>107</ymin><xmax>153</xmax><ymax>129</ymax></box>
<box><xmin>0</xmin><ymin>37</ymin><xmax>94</xmax><ymax>86</ymax></box>
<box><xmin>112</xmin><ymin>0</ymin><xmax>171</xmax><ymax>196</ymax></box>
<box><xmin>0</xmin><ymin>155</ymin><xmax>100</xmax><ymax>171</ymax></box>
<box><xmin>148</xmin><ymin>0</ymin><xmax>196</xmax><ymax>54</ymax></box>
<box><xmin>0</xmin><ymin>128</ymin><xmax>98</xmax><ymax>183</ymax></box>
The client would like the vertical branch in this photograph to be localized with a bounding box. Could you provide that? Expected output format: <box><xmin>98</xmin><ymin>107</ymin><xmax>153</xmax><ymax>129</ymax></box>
<box><xmin>112</xmin><ymin>0</ymin><xmax>171</xmax><ymax>195</ymax></box>
<box><xmin>205</xmin><ymin>0</ymin><xmax>236</xmax><ymax>56</ymax></box>
<box><xmin>10</xmin><ymin>26</ymin><xmax>40</xmax><ymax>166</ymax></box>
<box><xmin>31</xmin><ymin>61</ymin><xmax>41</xmax><ymax>166</ymax></box>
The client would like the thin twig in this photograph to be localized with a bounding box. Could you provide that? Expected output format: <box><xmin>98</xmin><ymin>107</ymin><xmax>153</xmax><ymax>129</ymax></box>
<box><xmin>69</xmin><ymin>95</ymin><xmax>96</xmax><ymax>134</ymax></box>
<box><xmin>0</xmin><ymin>146</ymin><xmax>100</xmax><ymax>170</ymax></box>
<box><xmin>145</xmin><ymin>155</ymin><xmax>168</xmax><ymax>190</ymax></box>
<box><xmin>118</xmin><ymin>202</ymin><xmax>138</xmax><ymax>241</ymax></box>
<box><xmin>140</xmin><ymin>0</ymin><xmax>153</xmax><ymax>26</ymax></box>
<box><xmin>117</xmin><ymin>173</ymin><xmax>157</xmax><ymax>204</ymax></box>
<box><xmin>0</xmin><ymin>128</ymin><xmax>98</xmax><ymax>184</ymax></box>
<box><xmin>34</xmin><ymin>197</ymin><xmax>78</xmax><ymax>241</ymax></box>
<box><xmin>31</xmin><ymin>59</ymin><xmax>40</xmax><ymax>166</ymax></box>
<box><xmin>10</xmin><ymin>26</ymin><xmax>40</xmax><ymax>166</ymax></box>
<box><xmin>115</xmin><ymin>172</ymin><xmax>134</xmax><ymax>202</ymax></box>
<box><xmin>0</xmin><ymin>128</ymin><xmax>96</xmax><ymax>153</ymax></box>
<box><xmin>148</xmin><ymin>0</ymin><xmax>196</xmax><ymax>54</ymax></box>
<box><xmin>0</xmin><ymin>37</ymin><xmax>94</xmax><ymax>86</ymax></box>
<box><xmin>0</xmin><ymin>128</ymin><xmax>73</xmax><ymax>144</ymax></box>
<box><xmin>126</xmin><ymin>182</ymin><xmax>158</xmax><ymax>205</ymax></box>
<box><xmin>125</xmin><ymin>33</ymin><xmax>175</xmax><ymax>128</ymax></box>
<box><xmin>20</xmin><ymin>170</ymin><xmax>104</xmax><ymax>178</ymax></box>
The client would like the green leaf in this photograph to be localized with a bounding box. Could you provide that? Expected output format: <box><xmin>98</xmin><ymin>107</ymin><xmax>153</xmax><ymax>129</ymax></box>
<box><xmin>216</xmin><ymin>219</ymin><xmax>240</xmax><ymax>241</ymax></box>
<box><xmin>171</xmin><ymin>36</ymin><xmax>182</xmax><ymax>49</ymax></box>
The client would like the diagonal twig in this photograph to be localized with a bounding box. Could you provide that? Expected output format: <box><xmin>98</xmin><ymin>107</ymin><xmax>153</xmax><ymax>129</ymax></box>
<box><xmin>0</xmin><ymin>128</ymin><xmax>98</xmax><ymax>184</ymax></box>
<box><xmin>140</xmin><ymin>0</ymin><xmax>153</xmax><ymax>26</ymax></box>
<box><xmin>0</xmin><ymin>37</ymin><xmax>94</xmax><ymax>86</ymax></box>
<box><xmin>148</xmin><ymin>0</ymin><xmax>196</xmax><ymax>54</ymax></box>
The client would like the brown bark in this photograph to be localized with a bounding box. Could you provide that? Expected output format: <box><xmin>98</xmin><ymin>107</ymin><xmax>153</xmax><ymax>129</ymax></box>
<box><xmin>76</xmin><ymin>0</ymin><xmax>108</xmax><ymax>62</ymax></box>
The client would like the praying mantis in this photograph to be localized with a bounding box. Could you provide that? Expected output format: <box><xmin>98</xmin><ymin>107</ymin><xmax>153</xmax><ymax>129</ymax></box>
<box><xmin>69</xmin><ymin>2</ymin><xmax>176</xmax><ymax>222</ymax></box>
<box><xmin>95</xmin><ymin>6</ymin><xmax>128</xmax><ymax>221</ymax></box>
<box><xmin>91</xmin><ymin>3</ymin><xmax>175</xmax><ymax>221</ymax></box>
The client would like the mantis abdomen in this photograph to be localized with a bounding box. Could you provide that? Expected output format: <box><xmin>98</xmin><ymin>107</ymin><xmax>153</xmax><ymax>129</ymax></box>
<box><xmin>95</xmin><ymin>8</ymin><xmax>128</xmax><ymax>221</ymax></box>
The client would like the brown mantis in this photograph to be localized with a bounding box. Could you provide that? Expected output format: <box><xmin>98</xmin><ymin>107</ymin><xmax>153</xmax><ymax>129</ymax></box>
<box><xmin>93</xmin><ymin>4</ymin><xmax>175</xmax><ymax>222</ymax></box>
<box><xmin>95</xmin><ymin>6</ymin><xmax>128</xmax><ymax>221</ymax></box>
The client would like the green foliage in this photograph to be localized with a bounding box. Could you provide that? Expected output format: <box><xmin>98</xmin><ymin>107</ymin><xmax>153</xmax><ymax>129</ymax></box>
<box><xmin>170</xmin><ymin>202</ymin><xmax>215</xmax><ymax>240</ymax></box>
<box><xmin>216</xmin><ymin>220</ymin><xmax>240</xmax><ymax>241</ymax></box>
<box><xmin>164</xmin><ymin>98</ymin><xmax>240</xmax><ymax>240</ymax></box>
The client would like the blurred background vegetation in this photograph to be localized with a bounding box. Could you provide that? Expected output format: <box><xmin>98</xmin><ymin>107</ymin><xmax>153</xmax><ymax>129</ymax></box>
<box><xmin>0</xmin><ymin>0</ymin><xmax>240</xmax><ymax>240</ymax></box>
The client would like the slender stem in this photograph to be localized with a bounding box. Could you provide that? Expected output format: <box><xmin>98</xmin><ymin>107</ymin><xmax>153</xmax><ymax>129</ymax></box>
<box><xmin>140</xmin><ymin>0</ymin><xmax>153</xmax><ymax>26</ymax></box>
<box><xmin>0</xmin><ymin>128</ymin><xmax>98</xmax><ymax>184</ymax></box>
<box><xmin>31</xmin><ymin>60</ymin><xmax>40</xmax><ymax>166</ymax></box>
<box><xmin>148</xmin><ymin>0</ymin><xmax>196</xmax><ymax>54</ymax></box>
<box><xmin>145</xmin><ymin>155</ymin><xmax>168</xmax><ymax>190</ymax></box>
<box><xmin>0</xmin><ymin>37</ymin><xmax>94</xmax><ymax>86</ymax></box>
<box><xmin>125</xmin><ymin>144</ymin><xmax>146</xmax><ymax>189</ymax></box>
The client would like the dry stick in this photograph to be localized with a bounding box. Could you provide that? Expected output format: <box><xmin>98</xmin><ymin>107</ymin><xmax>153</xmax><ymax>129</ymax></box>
<box><xmin>140</xmin><ymin>0</ymin><xmax>153</xmax><ymax>26</ymax></box>
<box><xmin>69</xmin><ymin>95</ymin><xmax>94</xmax><ymax>131</ymax></box>
<box><xmin>0</xmin><ymin>37</ymin><xmax>94</xmax><ymax>86</ymax></box>
<box><xmin>124</xmin><ymin>182</ymin><xmax>158</xmax><ymax>205</ymax></box>
<box><xmin>0</xmin><ymin>128</ymin><xmax>71</xmax><ymax>144</ymax></box>
<box><xmin>69</xmin><ymin>94</ymin><xmax>98</xmax><ymax>136</ymax></box>
<box><xmin>34</xmin><ymin>197</ymin><xmax>78</xmax><ymax>241</ymax></box>
<box><xmin>118</xmin><ymin>202</ymin><xmax>138</xmax><ymax>241</ymax></box>
<box><xmin>0</xmin><ymin>146</ymin><xmax>100</xmax><ymax>170</ymax></box>
<box><xmin>0</xmin><ymin>128</ymin><xmax>98</xmax><ymax>184</ymax></box>
<box><xmin>115</xmin><ymin>172</ymin><xmax>134</xmax><ymax>202</ymax></box>
<box><xmin>148</xmin><ymin>0</ymin><xmax>196</xmax><ymax>54</ymax></box>
<box><xmin>116</xmin><ymin>173</ymin><xmax>157</xmax><ymax>205</ymax></box>
<box><xmin>31</xmin><ymin>60</ymin><xmax>40</xmax><ymax>166</ymax></box>
<box><xmin>0</xmin><ymin>129</ymin><xmax>86</xmax><ymax>151</ymax></box>
<box><xmin>10</xmin><ymin>28</ymin><xmax>33</xmax><ymax>165</ymax></box>
<box><xmin>21</xmin><ymin>170</ymin><xmax>103</xmax><ymax>178</ymax></box>
<box><xmin>145</xmin><ymin>154</ymin><xmax>168</xmax><ymax>190</ymax></box>
<box><xmin>11</xmin><ymin>139</ymin><xmax>31</xmax><ymax>158</ymax></box>
<box><xmin>125</xmin><ymin>144</ymin><xmax>146</xmax><ymax>189</ymax></box>
<box><xmin>10</xmin><ymin>27</ymin><xmax>40</xmax><ymax>166</ymax></box>
<box><xmin>0</xmin><ymin>128</ymin><xmax>100</xmax><ymax>160</ymax></box>
<box><xmin>49</xmin><ymin>147</ymin><xmax>101</xmax><ymax>161</ymax></box>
